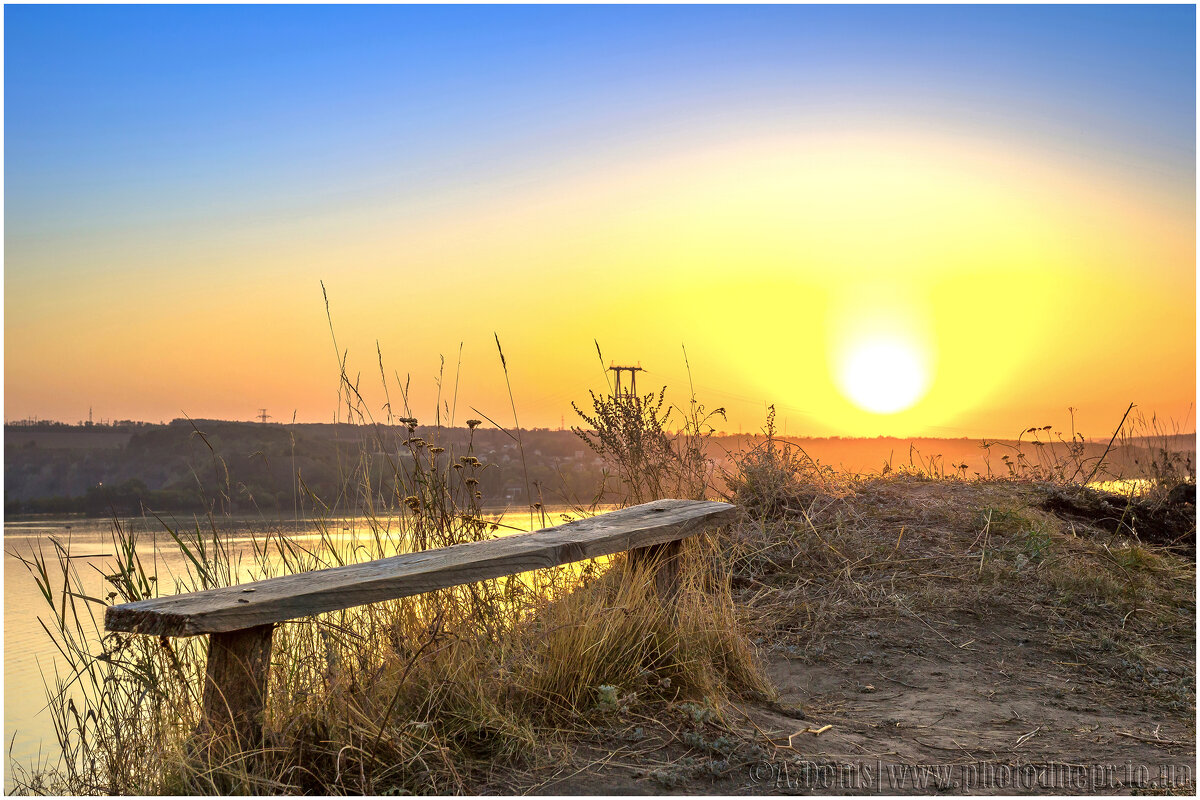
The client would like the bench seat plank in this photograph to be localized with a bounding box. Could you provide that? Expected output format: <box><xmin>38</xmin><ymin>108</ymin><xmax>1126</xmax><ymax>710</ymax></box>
<box><xmin>105</xmin><ymin>498</ymin><xmax>734</xmax><ymax>636</ymax></box>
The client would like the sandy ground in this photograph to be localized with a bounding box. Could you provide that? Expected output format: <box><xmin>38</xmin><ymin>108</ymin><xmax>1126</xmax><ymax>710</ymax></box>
<box><xmin>496</xmin><ymin>615</ymin><xmax>1193</xmax><ymax>795</ymax></box>
<box><xmin>497</xmin><ymin>620</ymin><xmax>1192</xmax><ymax>795</ymax></box>
<box><xmin>492</xmin><ymin>479</ymin><xmax>1195</xmax><ymax>795</ymax></box>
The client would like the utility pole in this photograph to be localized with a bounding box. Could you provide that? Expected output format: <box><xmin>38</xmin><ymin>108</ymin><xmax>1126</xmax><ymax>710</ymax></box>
<box><xmin>258</xmin><ymin>408</ymin><xmax>271</xmax><ymax>424</ymax></box>
<box><xmin>608</xmin><ymin>363</ymin><xmax>644</xmax><ymax>400</ymax></box>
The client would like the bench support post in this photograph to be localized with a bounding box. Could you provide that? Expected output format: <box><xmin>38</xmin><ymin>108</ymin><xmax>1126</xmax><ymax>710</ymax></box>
<box><xmin>200</xmin><ymin>623</ymin><xmax>274</xmax><ymax>754</ymax></box>
<box><xmin>628</xmin><ymin>539</ymin><xmax>682</xmax><ymax>599</ymax></box>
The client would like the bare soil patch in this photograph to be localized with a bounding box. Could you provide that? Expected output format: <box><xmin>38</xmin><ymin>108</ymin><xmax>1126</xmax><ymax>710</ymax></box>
<box><xmin>489</xmin><ymin>477</ymin><xmax>1195</xmax><ymax>795</ymax></box>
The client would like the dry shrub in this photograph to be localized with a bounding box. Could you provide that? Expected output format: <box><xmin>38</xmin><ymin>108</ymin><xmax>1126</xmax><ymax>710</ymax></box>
<box><xmin>511</xmin><ymin>539</ymin><xmax>772</xmax><ymax>715</ymax></box>
<box><xmin>723</xmin><ymin>405</ymin><xmax>848</xmax><ymax>521</ymax></box>
<box><xmin>11</xmin><ymin>332</ymin><xmax>767</xmax><ymax>795</ymax></box>
<box><xmin>572</xmin><ymin>388</ymin><xmax>723</xmax><ymax>504</ymax></box>
<box><xmin>1113</xmin><ymin>408</ymin><xmax>1196</xmax><ymax>506</ymax></box>
<box><xmin>18</xmin><ymin>526</ymin><xmax>768</xmax><ymax>795</ymax></box>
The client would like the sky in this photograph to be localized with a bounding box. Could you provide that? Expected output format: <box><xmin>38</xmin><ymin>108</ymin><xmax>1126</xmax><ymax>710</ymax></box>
<box><xmin>4</xmin><ymin>5</ymin><xmax>1196</xmax><ymax>438</ymax></box>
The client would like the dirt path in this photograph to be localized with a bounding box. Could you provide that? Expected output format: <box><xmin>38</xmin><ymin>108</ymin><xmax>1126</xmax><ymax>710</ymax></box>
<box><xmin>493</xmin><ymin>479</ymin><xmax>1195</xmax><ymax>795</ymax></box>
<box><xmin>507</xmin><ymin>613</ymin><xmax>1193</xmax><ymax>795</ymax></box>
<box><xmin>735</xmin><ymin>614</ymin><xmax>1193</xmax><ymax>794</ymax></box>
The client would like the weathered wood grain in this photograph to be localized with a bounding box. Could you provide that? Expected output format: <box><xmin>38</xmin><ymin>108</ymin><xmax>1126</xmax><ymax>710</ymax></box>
<box><xmin>105</xmin><ymin>499</ymin><xmax>734</xmax><ymax>636</ymax></box>
<box><xmin>629</xmin><ymin>540</ymin><xmax>683</xmax><ymax>599</ymax></box>
<box><xmin>198</xmin><ymin>624</ymin><xmax>274</xmax><ymax>753</ymax></box>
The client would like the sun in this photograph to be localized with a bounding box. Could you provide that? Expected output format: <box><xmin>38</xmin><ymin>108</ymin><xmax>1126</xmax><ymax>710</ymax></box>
<box><xmin>836</xmin><ymin>337</ymin><xmax>931</xmax><ymax>415</ymax></box>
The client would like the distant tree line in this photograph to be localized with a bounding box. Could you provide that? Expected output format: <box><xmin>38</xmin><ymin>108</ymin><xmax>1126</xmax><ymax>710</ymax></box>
<box><xmin>4</xmin><ymin>420</ymin><xmax>616</xmax><ymax>517</ymax></box>
<box><xmin>7</xmin><ymin>478</ymin><xmax>211</xmax><ymax>516</ymax></box>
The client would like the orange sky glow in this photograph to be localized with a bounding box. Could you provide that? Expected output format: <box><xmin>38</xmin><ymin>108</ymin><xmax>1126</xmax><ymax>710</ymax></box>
<box><xmin>5</xmin><ymin>6</ymin><xmax>1195</xmax><ymax>439</ymax></box>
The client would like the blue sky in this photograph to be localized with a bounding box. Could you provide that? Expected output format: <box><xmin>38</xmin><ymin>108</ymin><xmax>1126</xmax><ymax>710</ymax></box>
<box><xmin>7</xmin><ymin>5</ymin><xmax>1193</xmax><ymax>239</ymax></box>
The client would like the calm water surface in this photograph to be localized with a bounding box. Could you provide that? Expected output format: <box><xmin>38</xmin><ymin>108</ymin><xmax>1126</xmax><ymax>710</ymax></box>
<box><xmin>4</xmin><ymin>507</ymin><xmax>589</xmax><ymax>787</ymax></box>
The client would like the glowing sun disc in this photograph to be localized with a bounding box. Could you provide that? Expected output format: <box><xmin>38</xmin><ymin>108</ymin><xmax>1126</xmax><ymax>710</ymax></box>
<box><xmin>837</xmin><ymin>338</ymin><xmax>929</xmax><ymax>414</ymax></box>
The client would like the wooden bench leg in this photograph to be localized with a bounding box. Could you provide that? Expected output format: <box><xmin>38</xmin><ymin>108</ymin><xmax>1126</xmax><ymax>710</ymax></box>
<box><xmin>628</xmin><ymin>539</ymin><xmax>682</xmax><ymax>600</ymax></box>
<box><xmin>200</xmin><ymin>623</ymin><xmax>274</xmax><ymax>754</ymax></box>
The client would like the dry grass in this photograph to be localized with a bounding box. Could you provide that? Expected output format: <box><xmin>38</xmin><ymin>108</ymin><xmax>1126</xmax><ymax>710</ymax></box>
<box><xmin>721</xmin><ymin>455</ymin><xmax>1194</xmax><ymax>718</ymax></box>
<box><xmin>8</xmin><ymin>327</ymin><xmax>770</xmax><ymax>795</ymax></box>
<box><xmin>571</xmin><ymin>344</ymin><xmax>725</xmax><ymax>505</ymax></box>
<box><xmin>8</xmin><ymin>313</ymin><xmax>1193</xmax><ymax>795</ymax></box>
<box><xmin>11</xmin><ymin>531</ymin><xmax>771</xmax><ymax>795</ymax></box>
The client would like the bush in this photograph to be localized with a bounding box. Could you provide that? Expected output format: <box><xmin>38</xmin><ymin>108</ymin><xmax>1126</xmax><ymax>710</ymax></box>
<box><xmin>724</xmin><ymin>405</ymin><xmax>843</xmax><ymax>520</ymax></box>
<box><xmin>572</xmin><ymin>383</ymin><xmax>723</xmax><ymax>504</ymax></box>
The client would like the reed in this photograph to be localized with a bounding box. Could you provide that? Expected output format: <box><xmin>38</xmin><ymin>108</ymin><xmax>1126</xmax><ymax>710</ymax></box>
<box><xmin>8</xmin><ymin>321</ymin><xmax>767</xmax><ymax>795</ymax></box>
<box><xmin>9</xmin><ymin>297</ymin><xmax>1191</xmax><ymax>793</ymax></box>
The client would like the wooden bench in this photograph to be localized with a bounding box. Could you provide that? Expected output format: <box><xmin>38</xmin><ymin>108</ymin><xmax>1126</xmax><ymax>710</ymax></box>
<box><xmin>104</xmin><ymin>498</ymin><xmax>735</xmax><ymax>752</ymax></box>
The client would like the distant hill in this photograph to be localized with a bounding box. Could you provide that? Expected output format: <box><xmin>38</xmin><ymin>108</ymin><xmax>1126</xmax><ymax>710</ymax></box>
<box><xmin>3</xmin><ymin>420</ymin><xmax>607</xmax><ymax>516</ymax></box>
<box><xmin>4</xmin><ymin>420</ymin><xmax>1194</xmax><ymax>517</ymax></box>
<box><xmin>738</xmin><ymin>433</ymin><xmax>1195</xmax><ymax>479</ymax></box>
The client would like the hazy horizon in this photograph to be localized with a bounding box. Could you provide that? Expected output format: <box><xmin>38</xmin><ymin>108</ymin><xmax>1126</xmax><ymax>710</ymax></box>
<box><xmin>5</xmin><ymin>5</ymin><xmax>1195</xmax><ymax>439</ymax></box>
<box><xmin>5</xmin><ymin>411</ymin><xmax>1196</xmax><ymax>445</ymax></box>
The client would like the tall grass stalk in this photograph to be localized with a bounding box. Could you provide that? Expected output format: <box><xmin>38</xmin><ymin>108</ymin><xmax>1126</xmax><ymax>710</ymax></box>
<box><xmin>9</xmin><ymin>318</ymin><xmax>766</xmax><ymax>794</ymax></box>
